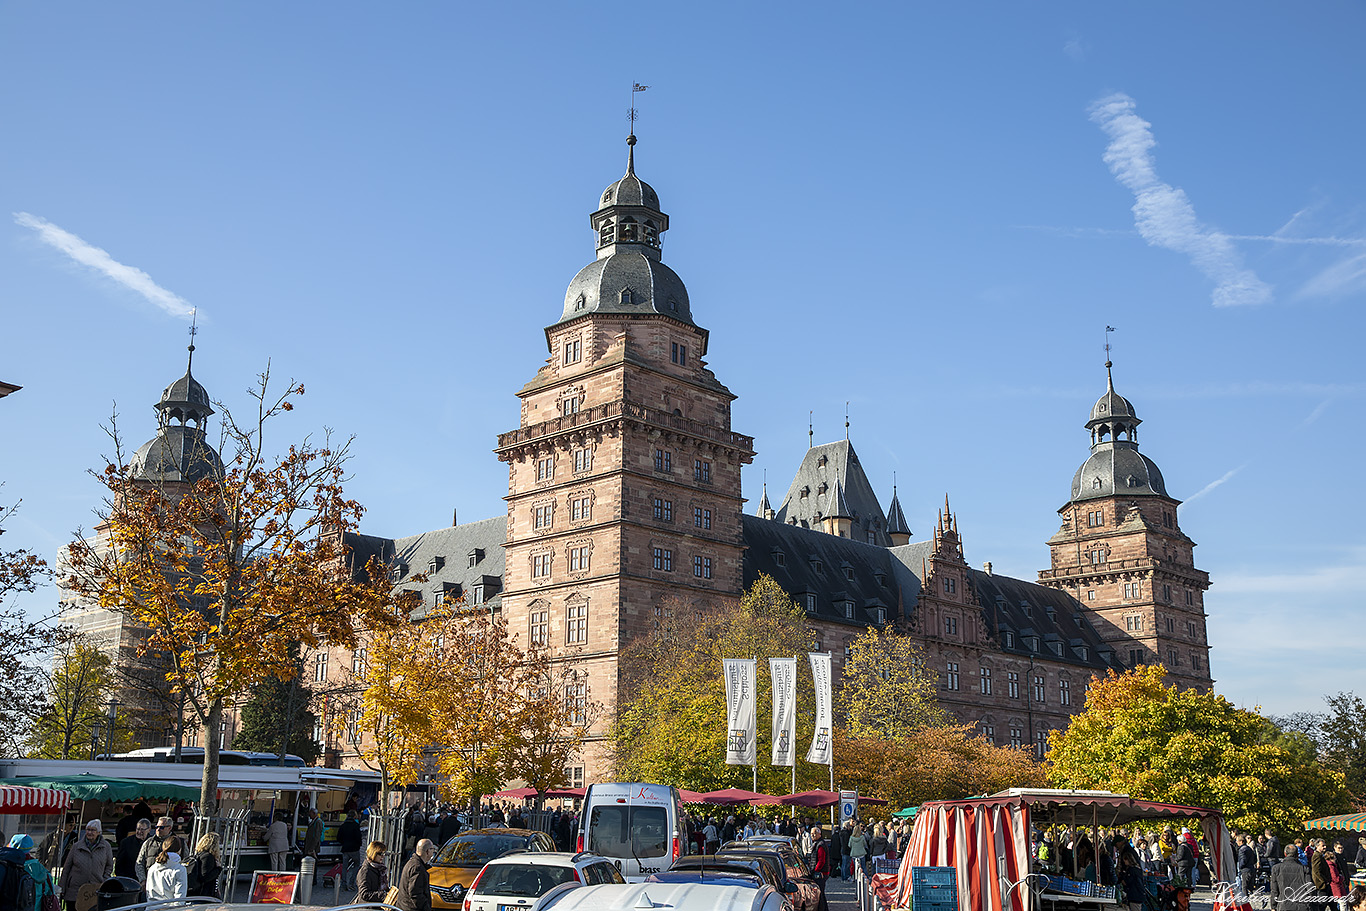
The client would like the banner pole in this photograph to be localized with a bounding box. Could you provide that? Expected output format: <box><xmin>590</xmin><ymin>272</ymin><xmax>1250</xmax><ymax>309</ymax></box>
<box><xmin>790</xmin><ymin>655</ymin><xmax>797</xmax><ymax>797</ymax></box>
<box><xmin>753</xmin><ymin>654</ymin><xmax>758</xmax><ymax>793</ymax></box>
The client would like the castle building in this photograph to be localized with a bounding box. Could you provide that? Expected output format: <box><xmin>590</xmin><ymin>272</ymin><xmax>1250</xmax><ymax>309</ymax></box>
<box><xmin>60</xmin><ymin>137</ymin><xmax>1214</xmax><ymax>782</ymax></box>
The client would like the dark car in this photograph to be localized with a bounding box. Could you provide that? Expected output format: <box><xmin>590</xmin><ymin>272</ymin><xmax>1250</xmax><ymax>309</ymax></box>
<box><xmin>646</xmin><ymin>870</ymin><xmax>766</xmax><ymax>889</ymax></box>
<box><xmin>669</xmin><ymin>856</ymin><xmax>783</xmax><ymax>891</ymax></box>
<box><xmin>718</xmin><ymin>846</ymin><xmax>820</xmax><ymax>911</ymax></box>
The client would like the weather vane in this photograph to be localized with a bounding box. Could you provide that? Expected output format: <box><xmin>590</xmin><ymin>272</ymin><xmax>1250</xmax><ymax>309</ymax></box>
<box><xmin>629</xmin><ymin>82</ymin><xmax>649</xmax><ymax>134</ymax></box>
<box><xmin>188</xmin><ymin>307</ymin><xmax>199</xmax><ymax>369</ymax></box>
<box><xmin>1104</xmin><ymin>325</ymin><xmax>1116</xmax><ymax>365</ymax></box>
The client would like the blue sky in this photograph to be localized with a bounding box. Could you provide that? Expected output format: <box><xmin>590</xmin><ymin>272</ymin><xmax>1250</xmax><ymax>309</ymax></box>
<box><xmin>2</xmin><ymin>2</ymin><xmax>1363</xmax><ymax>717</ymax></box>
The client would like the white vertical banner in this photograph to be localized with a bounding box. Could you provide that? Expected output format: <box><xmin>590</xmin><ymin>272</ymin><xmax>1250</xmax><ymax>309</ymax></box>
<box><xmin>723</xmin><ymin>658</ymin><xmax>757</xmax><ymax>765</ymax></box>
<box><xmin>769</xmin><ymin>657</ymin><xmax>797</xmax><ymax>767</ymax></box>
<box><xmin>806</xmin><ymin>651</ymin><xmax>833</xmax><ymax>765</ymax></box>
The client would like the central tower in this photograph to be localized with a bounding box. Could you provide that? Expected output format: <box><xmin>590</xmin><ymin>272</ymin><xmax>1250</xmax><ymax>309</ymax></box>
<box><xmin>496</xmin><ymin>137</ymin><xmax>755</xmax><ymax>780</ymax></box>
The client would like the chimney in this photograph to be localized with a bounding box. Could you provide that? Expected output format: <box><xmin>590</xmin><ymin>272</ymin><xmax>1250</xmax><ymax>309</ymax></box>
<box><xmin>984</xmin><ymin>561</ymin><xmax>992</xmax><ymax>576</ymax></box>
<box><xmin>451</xmin><ymin>507</ymin><xmax>458</xmax><ymax>527</ymax></box>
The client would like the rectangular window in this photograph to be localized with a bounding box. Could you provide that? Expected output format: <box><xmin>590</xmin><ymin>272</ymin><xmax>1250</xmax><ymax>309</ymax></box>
<box><xmin>563</xmin><ymin>339</ymin><xmax>581</xmax><ymax>365</ymax></box>
<box><xmin>1186</xmin><ymin>620</ymin><xmax>1197</xmax><ymax>639</ymax></box>
<box><xmin>774</xmin><ymin>551</ymin><xmax>786</xmax><ymax>567</ymax></box>
<box><xmin>471</xmin><ymin>585</ymin><xmax>484</xmax><ymax>605</ymax></box>
<box><xmin>1163</xmin><ymin>584</ymin><xmax>1172</xmax><ymax>602</ymax></box>
<box><xmin>569</xmin><ymin>546</ymin><xmax>590</xmax><ymax>572</ymax></box>
<box><xmin>1166</xmin><ymin>617</ymin><xmax>1175</xmax><ymax>633</ymax></box>
<box><xmin>1130</xmin><ymin>648</ymin><xmax>1145</xmax><ymax>666</ymax></box>
<box><xmin>314</xmin><ymin>653</ymin><xmax>328</xmax><ymax>683</ymax></box>
<box><xmin>1087</xmin><ymin>590</ymin><xmax>1096</xmax><ymax>601</ymax></box>
<box><xmin>691</xmin><ymin>507</ymin><xmax>711</xmax><ymax>529</ymax></box>
<box><xmin>351</xmin><ymin>647</ymin><xmax>366</xmax><ymax>675</ymax></box>
<box><xmin>654</xmin><ymin>449</ymin><xmax>672</xmax><ymax>472</ymax></box>
<box><xmin>1008</xmin><ymin>672</ymin><xmax>1019</xmax><ymax>699</ymax></box>
<box><xmin>652</xmin><ymin>498</ymin><xmax>673</xmax><ymax>521</ymax></box>
<box><xmin>982</xmin><ymin>725</ymin><xmax>994</xmax><ymax>744</ymax></box>
<box><xmin>1033</xmin><ymin>675</ymin><xmax>1046</xmax><ymax>703</ymax></box>
<box><xmin>570</xmin><ymin>496</ymin><xmax>591</xmax><ymax>521</ymax></box>
<box><xmin>532</xmin><ymin>553</ymin><xmax>551</xmax><ymax>578</ymax></box>
<box><xmin>1088</xmin><ymin>510</ymin><xmax>1104</xmax><ymax>527</ymax></box>
<box><xmin>1124</xmin><ymin>581</ymin><xmax>1140</xmax><ymax>599</ymax></box>
<box><xmin>1089</xmin><ymin>549</ymin><xmax>1105</xmax><ymax>565</ymax></box>
<box><xmin>944</xmin><ymin>616</ymin><xmax>958</xmax><ymax>635</ymax></box>
<box><xmin>567</xmin><ymin>765</ymin><xmax>585</xmax><ymax>788</ymax></box>
<box><xmin>804</xmin><ymin>593</ymin><xmax>817</xmax><ymax>611</ymax></box>
<box><xmin>534</xmin><ymin>504</ymin><xmax>553</xmax><ymax>529</ymax></box>
<box><xmin>1036</xmin><ymin>731</ymin><xmax>1048</xmax><ymax>759</ymax></box>
<box><xmin>670</xmin><ymin>342</ymin><xmax>688</xmax><ymax>365</ymax></box>
<box><xmin>1164</xmin><ymin>511</ymin><xmax>1174</xmax><ymax>528</ymax></box>
<box><xmin>1126</xmin><ymin>615</ymin><xmax>1143</xmax><ymax>632</ymax></box>
<box><xmin>536</xmin><ymin>457</ymin><xmax>554</xmax><ymax>481</ymax></box>
<box><xmin>980</xmin><ymin>666</ymin><xmax>992</xmax><ymax>695</ymax></box>
<box><xmin>1167</xmin><ymin>648</ymin><xmax>1179</xmax><ymax>667</ymax></box>
<box><xmin>562</xmin><ymin>397</ymin><xmax>580</xmax><ymax>416</ymax></box>
<box><xmin>1059</xmin><ymin>678</ymin><xmax>1071</xmax><ymax>706</ymax></box>
<box><xmin>566</xmin><ymin>602</ymin><xmax>588</xmax><ymax>644</ymax></box>
<box><xmin>1191</xmin><ymin>652</ymin><xmax>1202</xmax><ymax>671</ymax></box>
<box><xmin>1185</xmin><ymin>590</ymin><xmax>1194</xmax><ymax>606</ymax></box>
<box><xmin>652</xmin><ymin>548</ymin><xmax>673</xmax><ymax>572</ymax></box>
<box><xmin>944</xmin><ymin>577</ymin><xmax>957</xmax><ymax>594</ymax></box>
<box><xmin>841</xmin><ymin>601</ymin><xmax>854</xmax><ymax>619</ymax></box>
<box><xmin>530</xmin><ymin>608</ymin><xmax>548</xmax><ymax>646</ymax></box>
<box><xmin>694</xmin><ymin>459</ymin><xmax>711</xmax><ymax>482</ymax></box>
<box><xmin>574</xmin><ymin>448</ymin><xmax>592</xmax><ymax>473</ymax></box>
<box><xmin>946</xmin><ymin>662</ymin><xmax>959</xmax><ymax>691</ymax></box>
<box><xmin>1010</xmin><ymin>728</ymin><xmax>1022</xmax><ymax>748</ymax></box>
<box><xmin>693</xmin><ymin>555</ymin><xmax>714</xmax><ymax>578</ymax></box>
<box><xmin>565</xmin><ymin>682</ymin><xmax>588</xmax><ymax>726</ymax></box>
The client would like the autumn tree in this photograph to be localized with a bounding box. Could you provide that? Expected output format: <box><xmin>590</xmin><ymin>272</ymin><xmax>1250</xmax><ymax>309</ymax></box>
<box><xmin>503</xmin><ymin>646</ymin><xmax>600</xmax><ymax>807</ymax></box>
<box><xmin>611</xmin><ymin>575</ymin><xmax>823</xmax><ymax>793</ymax></box>
<box><xmin>838</xmin><ymin>725</ymin><xmax>1047</xmax><ymax>808</ymax></box>
<box><xmin>0</xmin><ymin>496</ymin><xmax>58</xmax><ymax>755</ymax></box>
<box><xmin>1047</xmin><ymin>665</ymin><xmax>1351</xmax><ymax>832</ymax></box>
<box><xmin>837</xmin><ymin>626</ymin><xmax>949</xmax><ymax>739</ymax></box>
<box><xmin>1320</xmin><ymin>692</ymin><xmax>1366</xmax><ymax>805</ymax></box>
<box><xmin>65</xmin><ymin>370</ymin><xmax>392</xmax><ymax>812</ymax></box>
<box><xmin>27</xmin><ymin>633</ymin><xmax>129</xmax><ymax>759</ymax></box>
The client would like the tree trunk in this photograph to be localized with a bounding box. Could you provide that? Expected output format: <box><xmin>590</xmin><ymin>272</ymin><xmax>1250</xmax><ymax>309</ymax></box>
<box><xmin>201</xmin><ymin>698</ymin><xmax>223</xmax><ymax>815</ymax></box>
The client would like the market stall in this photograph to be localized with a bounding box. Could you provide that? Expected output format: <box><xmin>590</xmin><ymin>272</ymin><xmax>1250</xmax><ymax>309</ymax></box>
<box><xmin>895</xmin><ymin>788</ymin><xmax>1236</xmax><ymax>911</ymax></box>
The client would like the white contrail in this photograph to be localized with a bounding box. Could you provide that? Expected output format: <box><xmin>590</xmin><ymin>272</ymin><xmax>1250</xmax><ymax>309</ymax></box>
<box><xmin>1182</xmin><ymin>464</ymin><xmax>1246</xmax><ymax>507</ymax></box>
<box><xmin>1088</xmin><ymin>94</ymin><xmax>1273</xmax><ymax>308</ymax></box>
<box><xmin>14</xmin><ymin>212</ymin><xmax>195</xmax><ymax>319</ymax></box>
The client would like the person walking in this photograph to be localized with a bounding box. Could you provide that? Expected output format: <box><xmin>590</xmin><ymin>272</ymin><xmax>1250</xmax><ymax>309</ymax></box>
<box><xmin>810</xmin><ymin>827</ymin><xmax>830</xmax><ymax>911</ymax></box>
<box><xmin>1270</xmin><ymin>845</ymin><xmax>1311</xmax><ymax>911</ymax></box>
<box><xmin>136</xmin><ymin>819</ymin><xmax>175</xmax><ymax>884</ymax></box>
<box><xmin>1311</xmin><ymin>839</ymin><xmax>1331</xmax><ymax>896</ymax></box>
<box><xmin>356</xmin><ymin>842</ymin><xmax>389</xmax><ymax>904</ymax></box>
<box><xmin>145</xmin><ymin>842</ymin><xmax>188</xmax><ymax>904</ymax></box>
<box><xmin>847</xmin><ymin>823</ymin><xmax>869</xmax><ymax>879</ymax></box>
<box><xmin>303</xmin><ymin>809</ymin><xmax>324</xmax><ymax>886</ymax></box>
<box><xmin>1325</xmin><ymin>841</ymin><xmax>1346</xmax><ymax>898</ymax></box>
<box><xmin>396</xmin><ymin>839</ymin><xmax>434</xmax><ymax>911</ymax></box>
<box><xmin>1236</xmin><ymin>833</ymin><xmax>1259</xmax><ymax>896</ymax></box>
<box><xmin>59</xmin><ymin>820</ymin><xmax>113</xmax><ymax>911</ymax></box>
<box><xmin>1173</xmin><ymin>832</ymin><xmax>1195</xmax><ymax>887</ymax></box>
<box><xmin>4</xmin><ymin>834</ymin><xmax>58</xmax><ymax>911</ymax></box>
<box><xmin>114</xmin><ymin>820</ymin><xmax>149</xmax><ymax>880</ymax></box>
<box><xmin>266</xmin><ymin>813</ymin><xmax>290</xmax><ymax>872</ymax></box>
<box><xmin>338</xmin><ymin>814</ymin><xmax>363</xmax><ymax>890</ymax></box>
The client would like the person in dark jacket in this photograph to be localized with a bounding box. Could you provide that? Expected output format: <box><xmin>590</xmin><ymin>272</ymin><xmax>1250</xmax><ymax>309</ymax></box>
<box><xmin>357</xmin><ymin>842</ymin><xmax>389</xmax><ymax>903</ymax></box>
<box><xmin>115</xmin><ymin>819</ymin><xmax>150</xmax><ymax>879</ymax></box>
<box><xmin>437</xmin><ymin>810</ymin><xmax>460</xmax><ymax>846</ymax></box>
<box><xmin>1118</xmin><ymin>851</ymin><xmax>1145</xmax><ymax>911</ymax></box>
<box><xmin>396</xmin><ymin>838</ymin><xmax>434</xmax><ymax>911</ymax></box>
<box><xmin>1173</xmin><ymin>837</ymin><xmax>1196</xmax><ymax>886</ymax></box>
<box><xmin>1311</xmin><ymin>839</ymin><xmax>1331</xmax><ymax>895</ymax></box>
<box><xmin>1271</xmin><ymin>845</ymin><xmax>1311</xmax><ymax>911</ymax></box>
<box><xmin>1265</xmin><ymin>829</ymin><xmax>1282</xmax><ymax>866</ymax></box>
<box><xmin>810</xmin><ymin>827</ymin><xmax>830</xmax><ymax>911</ymax></box>
<box><xmin>1237</xmin><ymin>833</ymin><xmax>1259</xmax><ymax>895</ymax></box>
<box><xmin>339</xmin><ymin>814</ymin><xmax>364</xmax><ymax>890</ymax></box>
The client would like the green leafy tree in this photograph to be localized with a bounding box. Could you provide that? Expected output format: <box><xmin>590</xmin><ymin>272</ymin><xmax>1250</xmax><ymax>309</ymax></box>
<box><xmin>0</xmin><ymin>495</ymin><xmax>58</xmax><ymax>755</ymax></box>
<box><xmin>837</xmin><ymin>626</ymin><xmax>949</xmax><ymax>739</ymax></box>
<box><xmin>611</xmin><ymin>575</ymin><xmax>823</xmax><ymax>793</ymax></box>
<box><xmin>1320</xmin><ymin>692</ymin><xmax>1366</xmax><ymax>805</ymax></box>
<box><xmin>232</xmin><ymin>660</ymin><xmax>321</xmax><ymax>764</ymax></box>
<box><xmin>1048</xmin><ymin>665</ymin><xmax>1351</xmax><ymax>832</ymax></box>
<box><xmin>28</xmin><ymin>633</ymin><xmax>130</xmax><ymax>759</ymax></box>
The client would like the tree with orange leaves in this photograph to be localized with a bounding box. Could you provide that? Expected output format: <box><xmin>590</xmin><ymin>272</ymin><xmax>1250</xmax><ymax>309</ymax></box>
<box><xmin>64</xmin><ymin>369</ymin><xmax>392</xmax><ymax>812</ymax></box>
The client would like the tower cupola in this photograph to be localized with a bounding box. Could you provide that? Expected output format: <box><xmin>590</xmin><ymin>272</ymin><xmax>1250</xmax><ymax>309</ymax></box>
<box><xmin>130</xmin><ymin>340</ymin><xmax>223</xmax><ymax>485</ymax></box>
<box><xmin>1069</xmin><ymin>361</ymin><xmax>1167</xmax><ymax>503</ymax></box>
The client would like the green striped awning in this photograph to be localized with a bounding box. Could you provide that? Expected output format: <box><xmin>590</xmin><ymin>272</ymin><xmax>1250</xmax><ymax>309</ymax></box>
<box><xmin>1304</xmin><ymin>813</ymin><xmax>1366</xmax><ymax>832</ymax></box>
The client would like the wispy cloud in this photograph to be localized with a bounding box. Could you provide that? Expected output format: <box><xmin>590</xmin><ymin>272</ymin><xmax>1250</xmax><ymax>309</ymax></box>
<box><xmin>14</xmin><ymin>212</ymin><xmax>195</xmax><ymax>319</ymax></box>
<box><xmin>992</xmin><ymin>380</ymin><xmax>1366</xmax><ymax>400</ymax></box>
<box><xmin>1018</xmin><ymin>223</ymin><xmax>1366</xmax><ymax>247</ymax></box>
<box><xmin>1088</xmin><ymin>94</ymin><xmax>1273</xmax><ymax>308</ymax></box>
<box><xmin>1302</xmin><ymin>399</ymin><xmax>1332</xmax><ymax>427</ymax></box>
<box><xmin>1299</xmin><ymin>250</ymin><xmax>1366</xmax><ymax>300</ymax></box>
<box><xmin>1181</xmin><ymin>464</ymin><xmax>1246</xmax><ymax>507</ymax></box>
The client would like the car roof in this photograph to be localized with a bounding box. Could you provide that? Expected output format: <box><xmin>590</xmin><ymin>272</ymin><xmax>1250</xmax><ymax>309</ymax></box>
<box><xmin>540</xmin><ymin>882</ymin><xmax>769</xmax><ymax>911</ymax></box>
<box><xmin>482</xmin><ymin>852</ymin><xmax>609</xmax><ymax>868</ymax></box>
<box><xmin>646</xmin><ymin>872</ymin><xmax>763</xmax><ymax>888</ymax></box>
<box><xmin>454</xmin><ymin>827</ymin><xmax>545</xmax><ymax>838</ymax></box>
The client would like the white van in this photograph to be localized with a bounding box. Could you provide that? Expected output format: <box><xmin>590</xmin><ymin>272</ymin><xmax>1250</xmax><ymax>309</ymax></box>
<box><xmin>576</xmin><ymin>782</ymin><xmax>688</xmax><ymax>881</ymax></box>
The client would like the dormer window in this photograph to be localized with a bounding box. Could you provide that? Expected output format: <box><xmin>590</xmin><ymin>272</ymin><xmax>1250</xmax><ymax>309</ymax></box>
<box><xmin>817</xmin><ymin>455</ymin><xmax>827</xmax><ymax>468</ymax></box>
<box><xmin>773</xmin><ymin>550</ymin><xmax>786</xmax><ymax>567</ymax></box>
<box><xmin>800</xmin><ymin>486</ymin><xmax>810</xmax><ymax>499</ymax></box>
<box><xmin>667</xmin><ymin>298</ymin><xmax>679</xmax><ymax>312</ymax></box>
<box><xmin>1049</xmin><ymin>641</ymin><xmax>1063</xmax><ymax>657</ymax></box>
<box><xmin>1092</xmin><ymin>477</ymin><xmax>1103</xmax><ymax>490</ymax></box>
<box><xmin>1076</xmin><ymin>645</ymin><xmax>1089</xmax><ymax>661</ymax></box>
<box><xmin>837</xmin><ymin>599</ymin><xmax>854</xmax><ymax>619</ymax></box>
<box><xmin>428</xmin><ymin>556</ymin><xmax>444</xmax><ymax>573</ymax></box>
<box><xmin>620</xmin><ymin>288</ymin><xmax>634</xmax><ymax>305</ymax></box>
<box><xmin>811</xmin><ymin>559</ymin><xmax>824</xmax><ymax>575</ymax></box>
<box><xmin>843</xmin><ymin>566</ymin><xmax>855</xmax><ymax>582</ymax></box>
<box><xmin>871</xmin><ymin>607</ymin><xmax>886</xmax><ymax>625</ymax></box>
<box><xmin>818</xmin><ymin>482</ymin><xmax>828</xmax><ymax>495</ymax></box>
<box><xmin>468</xmin><ymin>549</ymin><xmax>483</xmax><ymax>568</ymax></box>
<box><xmin>1026</xmin><ymin>636</ymin><xmax>1040</xmax><ymax>652</ymax></box>
<box><xmin>1002</xmin><ymin>631</ymin><xmax>1015</xmax><ymax>648</ymax></box>
<box><xmin>574</xmin><ymin>293</ymin><xmax>587</xmax><ymax>311</ymax></box>
<box><xmin>873</xmin><ymin>571</ymin><xmax>886</xmax><ymax>587</ymax></box>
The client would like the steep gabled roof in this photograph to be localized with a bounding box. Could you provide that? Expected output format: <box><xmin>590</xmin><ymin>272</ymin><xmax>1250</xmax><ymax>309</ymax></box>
<box><xmin>885</xmin><ymin>490</ymin><xmax>912</xmax><ymax>538</ymax></box>
<box><xmin>773</xmin><ymin>440</ymin><xmax>891</xmax><ymax>545</ymax></box>
<box><xmin>343</xmin><ymin>516</ymin><xmax>507</xmax><ymax>619</ymax></box>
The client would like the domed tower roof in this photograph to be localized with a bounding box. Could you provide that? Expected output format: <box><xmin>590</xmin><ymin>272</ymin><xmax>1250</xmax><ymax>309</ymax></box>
<box><xmin>549</xmin><ymin>134</ymin><xmax>704</xmax><ymax>346</ymax></box>
<box><xmin>1068</xmin><ymin>361</ymin><xmax>1167</xmax><ymax>503</ymax></box>
<box><xmin>131</xmin><ymin>343</ymin><xmax>223</xmax><ymax>485</ymax></box>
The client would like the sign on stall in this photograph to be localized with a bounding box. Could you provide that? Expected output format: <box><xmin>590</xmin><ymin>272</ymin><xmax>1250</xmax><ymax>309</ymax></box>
<box><xmin>249</xmin><ymin>871</ymin><xmax>300</xmax><ymax>904</ymax></box>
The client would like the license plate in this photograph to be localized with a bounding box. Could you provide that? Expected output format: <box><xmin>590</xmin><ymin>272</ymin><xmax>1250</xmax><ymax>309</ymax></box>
<box><xmin>498</xmin><ymin>904</ymin><xmax>525</xmax><ymax>911</ymax></box>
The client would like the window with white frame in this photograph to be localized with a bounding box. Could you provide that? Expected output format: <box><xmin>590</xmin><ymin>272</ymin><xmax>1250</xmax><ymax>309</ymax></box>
<box><xmin>1010</xmin><ymin>728</ymin><xmax>1022</xmax><ymax>747</ymax></box>
<box><xmin>980</xmin><ymin>666</ymin><xmax>992</xmax><ymax>695</ymax></box>
<box><xmin>561</xmin><ymin>396</ymin><xmax>580</xmax><ymax>416</ymax></box>
<box><xmin>536</xmin><ymin>457</ymin><xmax>554</xmax><ymax>481</ymax></box>
<box><xmin>570</xmin><ymin>496</ymin><xmax>591</xmax><ymax>521</ymax></box>
<box><xmin>653</xmin><ymin>548</ymin><xmax>673</xmax><ymax>572</ymax></box>
<box><xmin>566</xmin><ymin>601</ymin><xmax>588</xmax><ymax>644</ymax></box>
<box><xmin>534</xmin><ymin>504</ymin><xmax>553</xmax><ymax>529</ymax></box>
<box><xmin>573</xmin><ymin>447</ymin><xmax>592</xmax><ymax>473</ymax></box>
<box><xmin>565</xmin><ymin>682</ymin><xmax>588</xmax><ymax>726</ymax></box>
<box><xmin>352</xmin><ymin>648</ymin><xmax>367</xmax><ymax>676</ymax></box>
<box><xmin>569</xmin><ymin>546</ymin><xmax>590</xmax><ymax>572</ymax></box>
<box><xmin>694</xmin><ymin>507</ymin><xmax>711</xmax><ymax>529</ymax></box>
<box><xmin>946</xmin><ymin>662</ymin><xmax>960</xmax><ymax>691</ymax></box>
<box><xmin>532</xmin><ymin>553</ymin><xmax>552</xmax><ymax>579</ymax></box>
<box><xmin>530</xmin><ymin>606</ymin><xmax>549</xmax><ymax>646</ymax></box>
<box><xmin>563</xmin><ymin>339</ymin><xmax>581</xmax><ymax>365</ymax></box>
<box><xmin>1033</xmin><ymin>674</ymin><xmax>1045</xmax><ymax>703</ymax></box>
<box><xmin>314</xmin><ymin>653</ymin><xmax>329</xmax><ymax>682</ymax></box>
<box><xmin>1008</xmin><ymin>671</ymin><xmax>1020</xmax><ymax>698</ymax></box>
<box><xmin>1059</xmin><ymin>678</ymin><xmax>1071</xmax><ymax>706</ymax></box>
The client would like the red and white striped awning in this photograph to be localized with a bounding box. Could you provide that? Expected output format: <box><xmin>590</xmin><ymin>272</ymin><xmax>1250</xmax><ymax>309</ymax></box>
<box><xmin>0</xmin><ymin>785</ymin><xmax>73</xmax><ymax>814</ymax></box>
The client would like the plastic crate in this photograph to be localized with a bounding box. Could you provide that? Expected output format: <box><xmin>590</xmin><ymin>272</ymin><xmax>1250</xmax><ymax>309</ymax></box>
<box><xmin>910</xmin><ymin>866</ymin><xmax>958</xmax><ymax>910</ymax></box>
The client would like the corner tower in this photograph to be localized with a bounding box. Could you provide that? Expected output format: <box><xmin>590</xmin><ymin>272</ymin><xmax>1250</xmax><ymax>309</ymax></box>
<box><xmin>496</xmin><ymin>137</ymin><xmax>755</xmax><ymax>779</ymax></box>
<box><xmin>1037</xmin><ymin>361</ymin><xmax>1212</xmax><ymax>691</ymax></box>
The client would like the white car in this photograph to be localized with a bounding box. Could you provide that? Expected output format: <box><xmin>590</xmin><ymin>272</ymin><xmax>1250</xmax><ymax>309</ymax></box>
<box><xmin>464</xmin><ymin>852</ymin><xmax>625</xmax><ymax>911</ymax></box>
<box><xmin>538</xmin><ymin>882</ymin><xmax>790</xmax><ymax>911</ymax></box>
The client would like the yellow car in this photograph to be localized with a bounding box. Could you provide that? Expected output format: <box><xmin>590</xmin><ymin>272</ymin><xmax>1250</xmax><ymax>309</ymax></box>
<box><xmin>428</xmin><ymin>827</ymin><xmax>557</xmax><ymax>910</ymax></box>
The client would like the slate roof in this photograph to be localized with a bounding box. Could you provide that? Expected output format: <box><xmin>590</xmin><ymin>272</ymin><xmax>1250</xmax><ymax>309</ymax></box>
<box><xmin>746</xmin><ymin>516</ymin><xmax>1120</xmax><ymax>672</ymax></box>
<box><xmin>885</xmin><ymin>491</ymin><xmax>911</xmax><ymax>538</ymax></box>
<box><xmin>129</xmin><ymin>425</ymin><xmax>223</xmax><ymax>484</ymax></box>
<box><xmin>1070</xmin><ymin>443</ymin><xmax>1168</xmax><ymax>503</ymax></box>
<box><xmin>773</xmin><ymin>440</ymin><xmax>892</xmax><ymax>546</ymax></box>
<box><xmin>342</xmin><ymin>516</ymin><xmax>507</xmax><ymax>619</ymax></box>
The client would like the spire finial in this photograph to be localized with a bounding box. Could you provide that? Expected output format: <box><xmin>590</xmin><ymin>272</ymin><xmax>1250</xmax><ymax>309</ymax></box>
<box><xmin>1104</xmin><ymin>325</ymin><xmax>1116</xmax><ymax>390</ymax></box>
<box><xmin>628</xmin><ymin>83</ymin><xmax>649</xmax><ymax>175</ymax></box>
<box><xmin>187</xmin><ymin>307</ymin><xmax>199</xmax><ymax>372</ymax></box>
<box><xmin>845</xmin><ymin>401</ymin><xmax>850</xmax><ymax>441</ymax></box>
<box><xmin>893</xmin><ymin>470</ymin><xmax>897</xmax><ymax>496</ymax></box>
<box><xmin>809</xmin><ymin>411</ymin><xmax>813</xmax><ymax>448</ymax></box>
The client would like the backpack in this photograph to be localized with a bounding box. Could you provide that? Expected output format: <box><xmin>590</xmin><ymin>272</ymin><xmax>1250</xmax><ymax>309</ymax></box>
<box><xmin>183</xmin><ymin>854</ymin><xmax>205</xmax><ymax>896</ymax></box>
<box><xmin>0</xmin><ymin>848</ymin><xmax>37</xmax><ymax>911</ymax></box>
